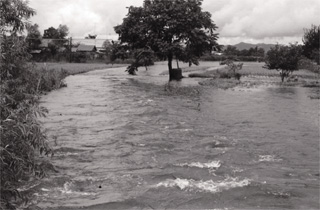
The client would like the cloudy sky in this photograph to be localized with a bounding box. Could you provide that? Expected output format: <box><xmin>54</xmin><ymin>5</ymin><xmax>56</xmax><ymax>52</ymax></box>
<box><xmin>28</xmin><ymin>0</ymin><xmax>319</xmax><ymax>45</ymax></box>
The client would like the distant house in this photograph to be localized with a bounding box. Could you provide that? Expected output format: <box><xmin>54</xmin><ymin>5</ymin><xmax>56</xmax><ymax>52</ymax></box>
<box><xmin>75</xmin><ymin>44</ymin><xmax>97</xmax><ymax>60</ymax></box>
<box><xmin>71</xmin><ymin>47</ymin><xmax>78</xmax><ymax>53</ymax></box>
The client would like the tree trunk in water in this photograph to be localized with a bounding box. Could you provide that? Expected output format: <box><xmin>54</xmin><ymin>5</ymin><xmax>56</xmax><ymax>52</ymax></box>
<box><xmin>168</xmin><ymin>54</ymin><xmax>173</xmax><ymax>72</ymax></box>
<box><xmin>281</xmin><ymin>72</ymin><xmax>285</xmax><ymax>82</ymax></box>
<box><xmin>168</xmin><ymin>54</ymin><xmax>183</xmax><ymax>81</ymax></box>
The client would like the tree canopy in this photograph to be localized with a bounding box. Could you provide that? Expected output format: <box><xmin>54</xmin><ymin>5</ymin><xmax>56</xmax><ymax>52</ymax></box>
<box><xmin>43</xmin><ymin>24</ymin><xmax>69</xmax><ymax>39</ymax></box>
<box><xmin>0</xmin><ymin>0</ymin><xmax>35</xmax><ymax>34</ymax></box>
<box><xmin>302</xmin><ymin>24</ymin><xmax>319</xmax><ymax>64</ymax></box>
<box><xmin>114</xmin><ymin>0</ymin><xmax>219</xmax><ymax>80</ymax></box>
<box><xmin>26</xmin><ymin>23</ymin><xmax>42</xmax><ymax>50</ymax></box>
<box><xmin>264</xmin><ymin>43</ymin><xmax>302</xmax><ymax>82</ymax></box>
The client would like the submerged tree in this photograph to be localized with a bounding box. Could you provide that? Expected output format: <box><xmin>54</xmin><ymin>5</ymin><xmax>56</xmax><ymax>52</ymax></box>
<box><xmin>264</xmin><ymin>43</ymin><xmax>302</xmax><ymax>82</ymax></box>
<box><xmin>114</xmin><ymin>0</ymin><xmax>219</xmax><ymax>81</ymax></box>
<box><xmin>126</xmin><ymin>48</ymin><xmax>155</xmax><ymax>75</ymax></box>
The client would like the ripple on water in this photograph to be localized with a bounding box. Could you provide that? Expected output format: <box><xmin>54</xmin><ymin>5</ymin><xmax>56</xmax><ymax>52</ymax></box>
<box><xmin>258</xmin><ymin>155</ymin><xmax>282</xmax><ymax>162</ymax></box>
<box><xmin>156</xmin><ymin>177</ymin><xmax>251</xmax><ymax>193</ymax></box>
<box><xmin>175</xmin><ymin>160</ymin><xmax>221</xmax><ymax>169</ymax></box>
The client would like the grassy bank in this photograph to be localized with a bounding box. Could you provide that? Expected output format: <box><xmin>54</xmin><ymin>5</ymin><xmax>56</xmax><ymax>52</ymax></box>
<box><xmin>32</xmin><ymin>62</ymin><xmax>127</xmax><ymax>75</ymax></box>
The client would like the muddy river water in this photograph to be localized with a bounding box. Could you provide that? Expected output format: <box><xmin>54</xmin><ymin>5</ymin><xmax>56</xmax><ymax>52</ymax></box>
<box><xmin>35</xmin><ymin>62</ymin><xmax>319</xmax><ymax>209</ymax></box>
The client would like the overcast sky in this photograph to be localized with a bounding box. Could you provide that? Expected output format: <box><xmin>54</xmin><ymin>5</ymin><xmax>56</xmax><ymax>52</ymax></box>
<box><xmin>28</xmin><ymin>0</ymin><xmax>319</xmax><ymax>45</ymax></box>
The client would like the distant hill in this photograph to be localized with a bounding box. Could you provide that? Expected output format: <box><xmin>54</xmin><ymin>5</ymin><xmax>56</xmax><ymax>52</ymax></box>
<box><xmin>233</xmin><ymin>42</ymin><xmax>275</xmax><ymax>52</ymax></box>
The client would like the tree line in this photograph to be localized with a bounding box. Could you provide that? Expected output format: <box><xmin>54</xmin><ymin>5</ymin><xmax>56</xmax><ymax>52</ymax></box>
<box><xmin>111</xmin><ymin>0</ymin><xmax>318</xmax><ymax>81</ymax></box>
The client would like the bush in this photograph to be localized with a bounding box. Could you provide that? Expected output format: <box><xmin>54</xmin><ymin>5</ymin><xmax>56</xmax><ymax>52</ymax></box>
<box><xmin>71</xmin><ymin>52</ymin><xmax>87</xmax><ymax>63</ymax></box>
<box><xmin>264</xmin><ymin>43</ymin><xmax>302</xmax><ymax>82</ymax></box>
<box><xmin>219</xmin><ymin>72</ymin><xmax>232</xmax><ymax>79</ymax></box>
<box><xmin>234</xmin><ymin>72</ymin><xmax>242</xmax><ymax>80</ymax></box>
<box><xmin>0</xmin><ymin>63</ymin><xmax>66</xmax><ymax>209</ymax></box>
<box><xmin>298</xmin><ymin>57</ymin><xmax>320</xmax><ymax>74</ymax></box>
<box><xmin>1</xmin><ymin>2</ymin><xmax>63</xmax><ymax>207</ymax></box>
<box><xmin>1</xmin><ymin>38</ymin><xmax>67</xmax><ymax>210</ymax></box>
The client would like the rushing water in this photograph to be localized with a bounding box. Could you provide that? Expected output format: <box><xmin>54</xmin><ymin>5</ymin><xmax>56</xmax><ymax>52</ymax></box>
<box><xmin>34</xmin><ymin>62</ymin><xmax>319</xmax><ymax>209</ymax></box>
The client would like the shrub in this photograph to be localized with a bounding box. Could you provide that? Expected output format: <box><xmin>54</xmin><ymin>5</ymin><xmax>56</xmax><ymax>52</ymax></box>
<box><xmin>298</xmin><ymin>57</ymin><xmax>320</xmax><ymax>74</ymax></box>
<box><xmin>1</xmin><ymin>56</ymin><xmax>67</xmax><ymax>210</ymax></box>
<box><xmin>234</xmin><ymin>72</ymin><xmax>242</xmax><ymax>80</ymax></box>
<box><xmin>264</xmin><ymin>43</ymin><xmax>302</xmax><ymax>82</ymax></box>
<box><xmin>219</xmin><ymin>72</ymin><xmax>232</xmax><ymax>79</ymax></box>
<box><xmin>71</xmin><ymin>52</ymin><xmax>87</xmax><ymax>63</ymax></box>
<box><xmin>1</xmin><ymin>1</ymin><xmax>68</xmax><ymax>207</ymax></box>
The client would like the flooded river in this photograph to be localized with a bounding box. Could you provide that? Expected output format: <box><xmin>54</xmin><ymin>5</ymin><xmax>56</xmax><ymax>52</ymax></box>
<box><xmin>35</xmin><ymin>62</ymin><xmax>319</xmax><ymax>209</ymax></box>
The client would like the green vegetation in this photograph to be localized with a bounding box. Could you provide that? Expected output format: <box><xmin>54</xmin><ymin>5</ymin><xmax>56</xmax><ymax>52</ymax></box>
<box><xmin>220</xmin><ymin>45</ymin><xmax>265</xmax><ymax>62</ymax></box>
<box><xmin>264</xmin><ymin>43</ymin><xmax>302</xmax><ymax>82</ymax></box>
<box><xmin>114</xmin><ymin>0</ymin><xmax>219</xmax><ymax>80</ymax></box>
<box><xmin>302</xmin><ymin>25</ymin><xmax>319</xmax><ymax>64</ymax></box>
<box><xmin>0</xmin><ymin>0</ymin><xmax>70</xmax><ymax>209</ymax></box>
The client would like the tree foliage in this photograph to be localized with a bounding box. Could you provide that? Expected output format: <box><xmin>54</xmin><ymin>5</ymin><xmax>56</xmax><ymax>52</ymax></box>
<box><xmin>114</xmin><ymin>0</ymin><xmax>219</xmax><ymax>80</ymax></box>
<box><xmin>302</xmin><ymin>24</ymin><xmax>319</xmax><ymax>64</ymax></box>
<box><xmin>102</xmin><ymin>39</ymin><xmax>112</xmax><ymax>56</ymax></box>
<box><xmin>0</xmin><ymin>1</ymin><xmax>62</xmax><ymax>209</ymax></box>
<box><xmin>264</xmin><ymin>43</ymin><xmax>302</xmax><ymax>82</ymax></box>
<box><xmin>26</xmin><ymin>23</ymin><xmax>42</xmax><ymax>50</ymax></box>
<box><xmin>43</xmin><ymin>24</ymin><xmax>69</xmax><ymax>39</ymax></box>
<box><xmin>126</xmin><ymin>48</ymin><xmax>155</xmax><ymax>75</ymax></box>
<box><xmin>42</xmin><ymin>24</ymin><xmax>69</xmax><ymax>57</ymax></box>
<box><xmin>0</xmin><ymin>0</ymin><xmax>35</xmax><ymax>34</ymax></box>
<box><xmin>109</xmin><ymin>41</ymin><xmax>131</xmax><ymax>63</ymax></box>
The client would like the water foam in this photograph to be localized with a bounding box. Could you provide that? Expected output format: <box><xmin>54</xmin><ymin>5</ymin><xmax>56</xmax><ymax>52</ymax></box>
<box><xmin>156</xmin><ymin>177</ymin><xmax>251</xmax><ymax>193</ymax></box>
<box><xmin>258</xmin><ymin>155</ymin><xmax>282</xmax><ymax>162</ymax></box>
<box><xmin>175</xmin><ymin>160</ymin><xmax>221</xmax><ymax>169</ymax></box>
<box><xmin>59</xmin><ymin>182</ymin><xmax>96</xmax><ymax>196</ymax></box>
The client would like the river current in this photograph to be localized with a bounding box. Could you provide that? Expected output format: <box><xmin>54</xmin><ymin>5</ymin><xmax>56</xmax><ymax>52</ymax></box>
<box><xmin>34</xmin><ymin>62</ymin><xmax>319</xmax><ymax>209</ymax></box>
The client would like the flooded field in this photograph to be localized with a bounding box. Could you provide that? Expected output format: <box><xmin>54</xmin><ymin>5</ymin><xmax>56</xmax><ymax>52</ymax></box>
<box><xmin>33</xmin><ymin>62</ymin><xmax>319</xmax><ymax>209</ymax></box>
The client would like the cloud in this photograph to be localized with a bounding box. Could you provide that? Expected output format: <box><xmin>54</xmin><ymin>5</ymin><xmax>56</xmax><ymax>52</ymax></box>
<box><xmin>203</xmin><ymin>0</ymin><xmax>320</xmax><ymax>44</ymax></box>
<box><xmin>29</xmin><ymin>0</ymin><xmax>144</xmax><ymax>38</ymax></box>
<box><xmin>28</xmin><ymin>0</ymin><xmax>320</xmax><ymax>44</ymax></box>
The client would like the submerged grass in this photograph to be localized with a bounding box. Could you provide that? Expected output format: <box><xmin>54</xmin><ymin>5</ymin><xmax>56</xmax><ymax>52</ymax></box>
<box><xmin>185</xmin><ymin>62</ymin><xmax>319</xmax><ymax>94</ymax></box>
